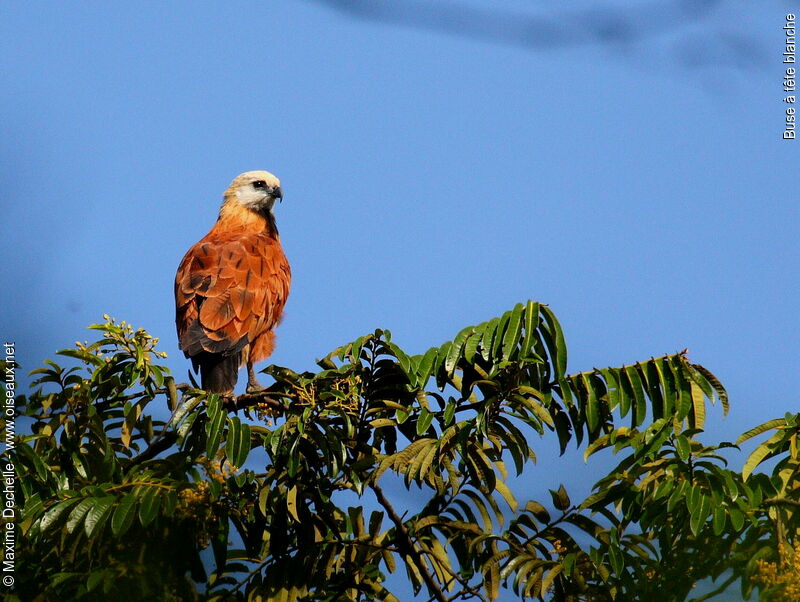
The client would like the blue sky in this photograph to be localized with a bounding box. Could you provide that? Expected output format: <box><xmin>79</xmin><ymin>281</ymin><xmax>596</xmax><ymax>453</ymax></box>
<box><xmin>1</xmin><ymin>0</ymin><xmax>797</xmax><ymax>596</ymax></box>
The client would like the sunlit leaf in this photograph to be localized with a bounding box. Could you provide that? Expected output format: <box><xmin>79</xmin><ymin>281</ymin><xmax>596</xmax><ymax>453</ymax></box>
<box><xmin>84</xmin><ymin>496</ymin><xmax>114</xmax><ymax>538</ymax></box>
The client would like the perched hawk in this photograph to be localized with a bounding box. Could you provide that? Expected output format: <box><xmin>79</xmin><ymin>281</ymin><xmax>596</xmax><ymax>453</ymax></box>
<box><xmin>175</xmin><ymin>170</ymin><xmax>291</xmax><ymax>396</ymax></box>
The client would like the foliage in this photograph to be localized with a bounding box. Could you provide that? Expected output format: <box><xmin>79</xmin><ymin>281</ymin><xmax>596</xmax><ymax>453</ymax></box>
<box><xmin>4</xmin><ymin>303</ymin><xmax>799</xmax><ymax>601</ymax></box>
<box><xmin>753</xmin><ymin>540</ymin><xmax>800</xmax><ymax>601</ymax></box>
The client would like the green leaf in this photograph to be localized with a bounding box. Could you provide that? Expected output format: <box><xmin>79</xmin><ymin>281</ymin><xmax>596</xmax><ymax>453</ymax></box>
<box><xmin>540</xmin><ymin>305</ymin><xmax>567</xmax><ymax>379</ymax></box>
<box><xmin>86</xmin><ymin>569</ymin><xmax>106</xmax><ymax>593</ymax></box>
<box><xmin>642</xmin><ymin>361</ymin><xmax>664</xmax><ymax>420</ymax></box>
<box><xmin>445</xmin><ymin>327</ymin><xmax>472</xmax><ymax>375</ymax></box>
<box><xmin>443</xmin><ymin>400</ymin><xmax>456</xmax><ymax>426</ymax></box>
<box><xmin>608</xmin><ymin>544</ymin><xmax>624</xmax><ymax>574</ymax></box>
<box><xmin>166</xmin><ymin>377</ymin><xmax>179</xmax><ymax>411</ymax></box>
<box><xmin>667</xmin><ymin>480</ymin><xmax>689</xmax><ymax>513</ymax></box>
<box><xmin>723</xmin><ymin>471</ymin><xmax>740</xmax><ymax>501</ymax></box>
<box><xmin>468</xmin><ymin>446</ymin><xmax>497</xmax><ymax>493</ymax></box>
<box><xmin>169</xmin><ymin>394</ymin><xmax>205</xmax><ymax>431</ymax></box>
<box><xmin>66</xmin><ymin>499</ymin><xmax>95</xmax><ymax>534</ymax></box>
<box><xmin>206</xmin><ymin>394</ymin><xmax>222</xmax><ymax>422</ymax></box>
<box><xmin>712</xmin><ymin>507</ymin><xmax>726</xmax><ymax>535</ymax></box>
<box><xmin>39</xmin><ymin>498</ymin><xmax>82</xmax><ymax>532</ymax></box>
<box><xmin>84</xmin><ymin>497</ymin><xmax>115</xmax><ymax>538</ymax></box>
<box><xmin>434</xmin><ymin>341</ymin><xmax>452</xmax><ymax>390</ymax></box>
<box><xmin>742</xmin><ymin>430</ymin><xmax>784</xmax><ymax>481</ymax></box>
<box><xmin>736</xmin><ymin>418</ymin><xmax>785</xmax><ymax>445</ymax></box>
<box><xmin>615</xmin><ymin>368</ymin><xmax>632</xmax><ymax>418</ymax></box>
<box><xmin>675</xmin><ymin>435</ymin><xmax>691</xmax><ymax>461</ymax></box>
<box><xmin>138</xmin><ymin>487</ymin><xmax>160</xmax><ymax>527</ymax></box>
<box><xmin>111</xmin><ymin>494</ymin><xmax>137</xmax><ymax>536</ymax></box>
<box><xmin>550</xmin><ymin>485</ymin><xmax>570</xmax><ymax>511</ymax></box>
<box><xmin>416</xmin><ymin>408</ymin><xmax>434</xmax><ymax>436</ymax></box>
<box><xmin>624</xmin><ymin>365</ymin><xmax>646</xmax><ymax>427</ymax></box>
<box><xmin>287</xmin><ymin>486</ymin><xmax>301</xmax><ymax>522</ymax></box>
<box><xmin>686</xmin><ymin>485</ymin><xmax>703</xmax><ymax>514</ymax></box>
<box><xmin>414</xmin><ymin>443</ymin><xmax>438</xmax><ymax>483</ymax></box>
<box><xmin>512</xmin><ymin>394</ymin><xmax>554</xmax><ymax>428</ymax></box>
<box><xmin>553</xmin><ymin>412</ymin><xmax>572</xmax><ymax>455</ymax></box>
<box><xmin>492</xmin><ymin>311</ymin><xmax>512</xmax><ymax>361</ymax></box>
<box><xmin>484</xmin><ymin>555</ymin><xmax>501</xmax><ymax>600</ymax></box>
<box><xmin>258</xmin><ymin>486</ymin><xmax>270</xmax><ymax>517</ymax></box>
<box><xmin>582</xmin><ymin>373</ymin><xmax>600</xmax><ymax>433</ymax></box>
<box><xmin>669</xmin><ymin>356</ymin><xmax>692</xmax><ymax>422</ymax></box>
<box><xmin>521</xmin><ymin>301</ymin><xmax>539</xmax><ymax>357</ymax></box>
<box><xmin>388</xmin><ymin>341</ymin><xmax>412</xmax><ymax>375</ymax></box>
<box><xmin>226</xmin><ymin>416</ymin><xmax>251</xmax><ymax>469</ymax></box>
<box><xmin>583</xmin><ymin>434</ymin><xmax>611</xmax><ymax>462</ymax></box>
<box><xmin>690</xmin><ymin>381</ymin><xmax>706</xmax><ymax>430</ymax></box>
<box><xmin>525</xmin><ymin>500</ymin><xmax>551</xmax><ymax>523</ymax></box>
<box><xmin>349</xmin><ymin>335</ymin><xmax>366</xmax><ymax>363</ymax></box>
<box><xmin>480</xmin><ymin>318</ymin><xmax>499</xmax><ymax>361</ymax></box>
<box><xmin>414</xmin><ymin>347</ymin><xmax>438</xmax><ymax>388</ymax></box>
<box><xmin>463</xmin><ymin>331</ymin><xmax>480</xmax><ymax>364</ymax></box>
<box><xmin>494</xmin><ymin>479</ymin><xmax>518</xmax><ymax>512</ymax></box>
<box><xmin>690</xmin><ymin>494</ymin><xmax>711</xmax><ymax>536</ymax></box>
<box><xmin>657</xmin><ymin>357</ymin><xmax>675</xmax><ymax>418</ymax></box>
<box><xmin>206</xmin><ymin>402</ymin><xmax>226</xmax><ymax>457</ymax></box>
<box><xmin>16</xmin><ymin>440</ymin><xmax>53</xmax><ymax>482</ymax></box>
<box><xmin>730</xmin><ymin>508</ymin><xmax>745</xmax><ymax>531</ymax></box>
<box><xmin>693</xmin><ymin>364</ymin><xmax>729</xmax><ymax>414</ymax></box>
<box><xmin>501</xmin><ymin>302</ymin><xmax>524</xmax><ymax>360</ymax></box>
<box><xmin>601</xmin><ymin>368</ymin><xmax>620</xmax><ymax>413</ymax></box>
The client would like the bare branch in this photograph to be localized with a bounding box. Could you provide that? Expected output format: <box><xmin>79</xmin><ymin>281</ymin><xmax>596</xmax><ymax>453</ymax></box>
<box><xmin>370</xmin><ymin>483</ymin><xmax>448</xmax><ymax>602</ymax></box>
<box><xmin>763</xmin><ymin>497</ymin><xmax>800</xmax><ymax>508</ymax></box>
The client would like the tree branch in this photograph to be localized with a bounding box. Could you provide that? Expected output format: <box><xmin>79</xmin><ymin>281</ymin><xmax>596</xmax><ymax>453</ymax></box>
<box><xmin>225</xmin><ymin>390</ymin><xmax>287</xmax><ymax>413</ymax></box>
<box><xmin>127</xmin><ymin>387</ymin><xmax>288</xmax><ymax>471</ymax></box>
<box><xmin>125</xmin><ymin>432</ymin><xmax>178</xmax><ymax>471</ymax></box>
<box><xmin>687</xmin><ymin>572</ymin><xmax>737</xmax><ymax>602</ymax></box>
<box><xmin>370</xmin><ymin>483</ymin><xmax>448</xmax><ymax>602</ymax></box>
<box><xmin>763</xmin><ymin>497</ymin><xmax>800</xmax><ymax>508</ymax></box>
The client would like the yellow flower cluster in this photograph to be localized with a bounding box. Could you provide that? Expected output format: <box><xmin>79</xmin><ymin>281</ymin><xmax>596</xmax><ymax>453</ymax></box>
<box><xmin>292</xmin><ymin>381</ymin><xmax>318</xmax><ymax>407</ymax></box>
<box><xmin>179</xmin><ymin>481</ymin><xmax>211</xmax><ymax>520</ymax></box>
<box><xmin>329</xmin><ymin>374</ymin><xmax>362</xmax><ymax>412</ymax></box>
<box><xmin>178</xmin><ymin>481</ymin><xmax>213</xmax><ymax>548</ymax></box>
<box><xmin>205</xmin><ymin>459</ymin><xmax>238</xmax><ymax>484</ymax></box>
<box><xmin>254</xmin><ymin>402</ymin><xmax>277</xmax><ymax>423</ymax></box>
<box><xmin>754</xmin><ymin>541</ymin><xmax>800</xmax><ymax>601</ymax></box>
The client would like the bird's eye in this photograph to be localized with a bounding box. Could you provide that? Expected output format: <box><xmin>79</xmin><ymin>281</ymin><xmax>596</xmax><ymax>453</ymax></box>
<box><xmin>253</xmin><ymin>180</ymin><xmax>266</xmax><ymax>189</ymax></box>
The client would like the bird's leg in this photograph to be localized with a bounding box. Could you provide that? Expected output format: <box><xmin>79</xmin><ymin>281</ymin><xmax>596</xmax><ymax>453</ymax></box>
<box><xmin>246</xmin><ymin>361</ymin><xmax>266</xmax><ymax>394</ymax></box>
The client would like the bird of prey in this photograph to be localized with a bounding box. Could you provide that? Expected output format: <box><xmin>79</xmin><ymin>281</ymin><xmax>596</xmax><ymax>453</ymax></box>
<box><xmin>174</xmin><ymin>170</ymin><xmax>291</xmax><ymax>396</ymax></box>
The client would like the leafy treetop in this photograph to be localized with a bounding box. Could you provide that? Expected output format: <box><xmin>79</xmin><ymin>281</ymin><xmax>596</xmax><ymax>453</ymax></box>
<box><xmin>5</xmin><ymin>302</ymin><xmax>799</xmax><ymax>601</ymax></box>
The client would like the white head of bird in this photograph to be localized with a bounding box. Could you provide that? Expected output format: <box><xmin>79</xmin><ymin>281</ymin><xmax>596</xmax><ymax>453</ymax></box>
<box><xmin>226</xmin><ymin>170</ymin><xmax>283</xmax><ymax>213</ymax></box>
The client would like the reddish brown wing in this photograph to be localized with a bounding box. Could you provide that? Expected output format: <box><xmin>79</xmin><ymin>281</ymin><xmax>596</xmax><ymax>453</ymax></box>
<box><xmin>175</xmin><ymin>232</ymin><xmax>290</xmax><ymax>362</ymax></box>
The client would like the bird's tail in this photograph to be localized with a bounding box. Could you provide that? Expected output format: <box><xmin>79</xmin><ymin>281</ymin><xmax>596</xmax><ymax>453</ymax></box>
<box><xmin>194</xmin><ymin>352</ymin><xmax>241</xmax><ymax>395</ymax></box>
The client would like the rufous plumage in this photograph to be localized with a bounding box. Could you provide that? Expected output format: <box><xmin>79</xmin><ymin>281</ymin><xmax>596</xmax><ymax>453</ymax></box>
<box><xmin>175</xmin><ymin>170</ymin><xmax>291</xmax><ymax>396</ymax></box>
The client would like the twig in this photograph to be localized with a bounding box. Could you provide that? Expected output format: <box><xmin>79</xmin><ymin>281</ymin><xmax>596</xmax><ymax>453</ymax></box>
<box><xmin>225</xmin><ymin>390</ymin><xmax>287</xmax><ymax>413</ymax></box>
<box><xmin>764</xmin><ymin>497</ymin><xmax>800</xmax><ymax>508</ymax></box>
<box><xmin>128</xmin><ymin>387</ymin><xmax>288</xmax><ymax>470</ymax></box>
<box><xmin>370</xmin><ymin>483</ymin><xmax>448</xmax><ymax>602</ymax></box>
<box><xmin>687</xmin><ymin>572</ymin><xmax>737</xmax><ymax>602</ymax></box>
<box><xmin>125</xmin><ymin>432</ymin><xmax>178</xmax><ymax>470</ymax></box>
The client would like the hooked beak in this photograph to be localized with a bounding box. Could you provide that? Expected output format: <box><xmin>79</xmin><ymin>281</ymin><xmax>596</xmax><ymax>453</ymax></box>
<box><xmin>270</xmin><ymin>186</ymin><xmax>283</xmax><ymax>202</ymax></box>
